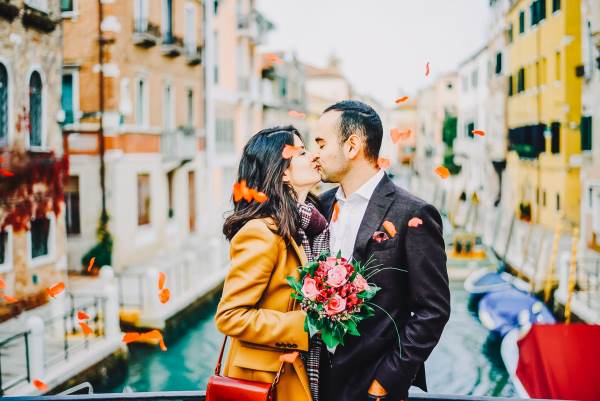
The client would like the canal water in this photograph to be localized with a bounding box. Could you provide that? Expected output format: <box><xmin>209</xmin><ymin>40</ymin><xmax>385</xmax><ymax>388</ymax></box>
<box><xmin>106</xmin><ymin>281</ymin><xmax>515</xmax><ymax>397</ymax></box>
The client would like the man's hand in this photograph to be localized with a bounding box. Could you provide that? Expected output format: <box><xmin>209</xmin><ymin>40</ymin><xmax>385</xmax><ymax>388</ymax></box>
<box><xmin>368</xmin><ymin>379</ymin><xmax>388</xmax><ymax>397</ymax></box>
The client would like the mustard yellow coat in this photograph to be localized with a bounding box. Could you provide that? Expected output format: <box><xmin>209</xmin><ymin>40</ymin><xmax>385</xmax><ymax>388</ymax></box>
<box><xmin>215</xmin><ymin>218</ymin><xmax>312</xmax><ymax>401</ymax></box>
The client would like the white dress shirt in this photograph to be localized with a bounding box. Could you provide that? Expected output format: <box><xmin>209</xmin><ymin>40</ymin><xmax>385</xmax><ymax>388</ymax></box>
<box><xmin>329</xmin><ymin>169</ymin><xmax>385</xmax><ymax>260</ymax></box>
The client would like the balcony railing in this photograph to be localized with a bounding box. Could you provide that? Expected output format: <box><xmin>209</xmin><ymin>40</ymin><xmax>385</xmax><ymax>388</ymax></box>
<box><xmin>160</xmin><ymin>127</ymin><xmax>197</xmax><ymax>162</ymax></box>
<box><xmin>132</xmin><ymin>19</ymin><xmax>161</xmax><ymax>48</ymax></box>
<box><xmin>161</xmin><ymin>36</ymin><xmax>184</xmax><ymax>58</ymax></box>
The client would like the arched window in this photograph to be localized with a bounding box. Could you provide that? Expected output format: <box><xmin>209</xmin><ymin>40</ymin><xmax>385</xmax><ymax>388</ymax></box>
<box><xmin>0</xmin><ymin>63</ymin><xmax>8</xmax><ymax>147</ymax></box>
<box><xmin>29</xmin><ymin>71</ymin><xmax>43</xmax><ymax>147</ymax></box>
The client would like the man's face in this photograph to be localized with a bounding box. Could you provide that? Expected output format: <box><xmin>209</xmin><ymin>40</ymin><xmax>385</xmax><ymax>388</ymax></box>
<box><xmin>314</xmin><ymin>111</ymin><xmax>350</xmax><ymax>183</ymax></box>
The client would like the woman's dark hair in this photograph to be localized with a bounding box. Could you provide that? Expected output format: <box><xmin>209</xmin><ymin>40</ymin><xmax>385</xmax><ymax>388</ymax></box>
<box><xmin>222</xmin><ymin>126</ymin><xmax>318</xmax><ymax>242</ymax></box>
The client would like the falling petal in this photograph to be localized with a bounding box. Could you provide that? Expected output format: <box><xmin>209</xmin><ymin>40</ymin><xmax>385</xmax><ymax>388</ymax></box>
<box><xmin>399</xmin><ymin>129</ymin><xmax>412</xmax><ymax>140</ymax></box>
<box><xmin>79</xmin><ymin>322</ymin><xmax>93</xmax><ymax>336</ymax></box>
<box><xmin>472</xmin><ymin>130</ymin><xmax>485</xmax><ymax>137</ymax></box>
<box><xmin>279</xmin><ymin>351</ymin><xmax>300</xmax><ymax>363</ymax></box>
<box><xmin>425</xmin><ymin>61</ymin><xmax>431</xmax><ymax>77</ymax></box>
<box><xmin>372</xmin><ymin>231</ymin><xmax>390</xmax><ymax>243</ymax></box>
<box><xmin>254</xmin><ymin>191</ymin><xmax>268</xmax><ymax>203</ymax></box>
<box><xmin>288</xmin><ymin>110</ymin><xmax>306</xmax><ymax>119</ymax></box>
<box><xmin>158</xmin><ymin>272</ymin><xmax>166</xmax><ymax>290</ymax></box>
<box><xmin>0</xmin><ymin>293</ymin><xmax>18</xmax><ymax>303</ymax></box>
<box><xmin>408</xmin><ymin>217</ymin><xmax>423</xmax><ymax>228</ymax></box>
<box><xmin>0</xmin><ymin>277</ymin><xmax>5</xmax><ymax>289</ymax></box>
<box><xmin>390</xmin><ymin>128</ymin><xmax>402</xmax><ymax>144</ymax></box>
<box><xmin>32</xmin><ymin>379</ymin><xmax>48</xmax><ymax>392</ymax></box>
<box><xmin>377</xmin><ymin>157</ymin><xmax>391</xmax><ymax>170</ymax></box>
<box><xmin>159</xmin><ymin>288</ymin><xmax>171</xmax><ymax>304</ymax></box>
<box><xmin>434</xmin><ymin>166</ymin><xmax>450</xmax><ymax>179</ymax></box>
<box><xmin>77</xmin><ymin>310</ymin><xmax>90</xmax><ymax>320</ymax></box>
<box><xmin>332</xmin><ymin>202</ymin><xmax>340</xmax><ymax>223</ymax></box>
<box><xmin>86</xmin><ymin>257</ymin><xmax>96</xmax><ymax>273</ymax></box>
<box><xmin>46</xmin><ymin>282</ymin><xmax>65</xmax><ymax>298</ymax></box>
<box><xmin>282</xmin><ymin>144</ymin><xmax>303</xmax><ymax>159</ymax></box>
<box><xmin>382</xmin><ymin>221</ymin><xmax>397</xmax><ymax>238</ymax></box>
<box><xmin>395</xmin><ymin>96</ymin><xmax>409</xmax><ymax>104</ymax></box>
<box><xmin>141</xmin><ymin>330</ymin><xmax>167</xmax><ymax>351</ymax></box>
<box><xmin>122</xmin><ymin>332</ymin><xmax>141</xmax><ymax>344</ymax></box>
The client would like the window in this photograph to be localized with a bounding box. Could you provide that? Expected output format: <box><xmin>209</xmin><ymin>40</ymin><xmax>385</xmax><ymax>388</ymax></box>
<box><xmin>0</xmin><ymin>63</ymin><xmax>8</xmax><ymax>147</ymax></box>
<box><xmin>581</xmin><ymin>116</ymin><xmax>592</xmax><ymax>151</ymax></box>
<box><xmin>135</xmin><ymin>78</ymin><xmax>147</xmax><ymax>125</ymax></box>
<box><xmin>495</xmin><ymin>52</ymin><xmax>502</xmax><ymax>75</ymax></box>
<box><xmin>184</xmin><ymin>2</ymin><xmax>196</xmax><ymax>54</ymax></box>
<box><xmin>556</xmin><ymin>193</ymin><xmax>560</xmax><ymax>211</ymax></box>
<box><xmin>279</xmin><ymin>77</ymin><xmax>288</xmax><ymax>97</ymax></box>
<box><xmin>0</xmin><ymin>229</ymin><xmax>8</xmax><ymax>267</ymax></box>
<box><xmin>214</xmin><ymin>32</ymin><xmax>219</xmax><ymax>84</ymax></box>
<box><xmin>188</xmin><ymin>171</ymin><xmax>196</xmax><ymax>232</ymax></box>
<box><xmin>555</xmin><ymin>51</ymin><xmax>561</xmax><ymax>81</ymax></box>
<box><xmin>61</xmin><ymin>71</ymin><xmax>78</xmax><ymax>124</ymax></box>
<box><xmin>530</xmin><ymin>0</ymin><xmax>545</xmax><ymax>26</ymax></box>
<box><xmin>550</xmin><ymin>121</ymin><xmax>560</xmax><ymax>153</ymax></box>
<box><xmin>65</xmin><ymin>176</ymin><xmax>81</xmax><ymax>235</ymax></box>
<box><xmin>539</xmin><ymin>0</ymin><xmax>546</xmax><ymax>22</ymax></box>
<box><xmin>214</xmin><ymin>0</ymin><xmax>219</xmax><ymax>15</ymax></box>
<box><xmin>507</xmin><ymin>23</ymin><xmax>514</xmax><ymax>44</ymax></box>
<box><xmin>517</xmin><ymin>67</ymin><xmax>525</xmax><ymax>92</ymax></box>
<box><xmin>471</xmin><ymin>69</ymin><xmax>478</xmax><ymax>89</ymax></box>
<box><xmin>186</xmin><ymin>89</ymin><xmax>194</xmax><ymax>126</ymax></box>
<box><xmin>61</xmin><ymin>0</ymin><xmax>74</xmax><ymax>13</ymax></box>
<box><xmin>137</xmin><ymin>174</ymin><xmax>151</xmax><ymax>226</ymax></box>
<box><xmin>30</xmin><ymin>217</ymin><xmax>50</xmax><ymax>259</ymax></box>
<box><xmin>163</xmin><ymin>84</ymin><xmax>174</xmax><ymax>129</ymax></box>
<box><xmin>134</xmin><ymin>0</ymin><xmax>149</xmax><ymax>32</ymax></box>
<box><xmin>508</xmin><ymin>75</ymin><xmax>514</xmax><ymax>96</ymax></box>
<box><xmin>467</xmin><ymin>122</ymin><xmax>475</xmax><ymax>138</ymax></box>
<box><xmin>552</xmin><ymin>0</ymin><xmax>560</xmax><ymax>13</ymax></box>
<box><xmin>519</xmin><ymin>10</ymin><xmax>525</xmax><ymax>34</ymax></box>
<box><xmin>162</xmin><ymin>0</ymin><xmax>173</xmax><ymax>43</ymax></box>
<box><xmin>167</xmin><ymin>170</ymin><xmax>175</xmax><ymax>219</ymax></box>
<box><xmin>530</xmin><ymin>1</ymin><xmax>537</xmax><ymax>26</ymax></box>
<box><xmin>29</xmin><ymin>71</ymin><xmax>43</xmax><ymax>147</ymax></box>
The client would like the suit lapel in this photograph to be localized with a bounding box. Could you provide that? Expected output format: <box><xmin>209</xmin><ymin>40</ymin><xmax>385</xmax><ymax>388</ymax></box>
<box><xmin>352</xmin><ymin>175</ymin><xmax>396</xmax><ymax>262</ymax></box>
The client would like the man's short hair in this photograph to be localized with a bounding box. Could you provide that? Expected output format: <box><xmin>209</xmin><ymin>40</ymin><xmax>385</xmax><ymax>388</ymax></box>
<box><xmin>323</xmin><ymin>100</ymin><xmax>383</xmax><ymax>162</ymax></box>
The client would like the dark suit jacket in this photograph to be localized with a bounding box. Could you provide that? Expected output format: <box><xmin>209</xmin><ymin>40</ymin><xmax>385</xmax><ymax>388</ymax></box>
<box><xmin>318</xmin><ymin>174</ymin><xmax>450</xmax><ymax>401</ymax></box>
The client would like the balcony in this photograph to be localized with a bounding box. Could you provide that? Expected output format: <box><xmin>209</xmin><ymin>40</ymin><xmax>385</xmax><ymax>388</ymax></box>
<box><xmin>161</xmin><ymin>35</ymin><xmax>184</xmax><ymax>58</ymax></box>
<box><xmin>21</xmin><ymin>3</ymin><xmax>56</xmax><ymax>33</ymax></box>
<box><xmin>160</xmin><ymin>127</ymin><xmax>197</xmax><ymax>162</ymax></box>
<box><xmin>0</xmin><ymin>1</ymin><xmax>19</xmax><ymax>22</ymax></box>
<box><xmin>132</xmin><ymin>19</ymin><xmax>161</xmax><ymax>48</ymax></box>
<box><xmin>236</xmin><ymin>10</ymin><xmax>273</xmax><ymax>45</ymax></box>
<box><xmin>185</xmin><ymin>45</ymin><xmax>202</xmax><ymax>66</ymax></box>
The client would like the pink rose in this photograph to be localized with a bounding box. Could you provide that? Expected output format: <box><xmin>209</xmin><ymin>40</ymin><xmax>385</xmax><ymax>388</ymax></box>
<box><xmin>326</xmin><ymin>264</ymin><xmax>348</xmax><ymax>288</ymax></box>
<box><xmin>301</xmin><ymin>277</ymin><xmax>320</xmax><ymax>301</ymax></box>
<box><xmin>325</xmin><ymin>294</ymin><xmax>347</xmax><ymax>316</ymax></box>
<box><xmin>353</xmin><ymin>274</ymin><xmax>370</xmax><ymax>292</ymax></box>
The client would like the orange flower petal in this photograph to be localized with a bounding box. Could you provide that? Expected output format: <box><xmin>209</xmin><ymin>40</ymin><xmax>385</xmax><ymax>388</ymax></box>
<box><xmin>244</xmin><ymin>187</ymin><xmax>256</xmax><ymax>203</ymax></box>
<box><xmin>32</xmin><ymin>379</ymin><xmax>48</xmax><ymax>392</ymax></box>
<box><xmin>141</xmin><ymin>330</ymin><xmax>168</xmax><ymax>351</ymax></box>
<box><xmin>46</xmin><ymin>282</ymin><xmax>65</xmax><ymax>298</ymax></box>
<box><xmin>279</xmin><ymin>351</ymin><xmax>299</xmax><ymax>363</ymax></box>
<box><xmin>159</xmin><ymin>288</ymin><xmax>171</xmax><ymax>304</ymax></box>
<box><xmin>408</xmin><ymin>217</ymin><xmax>423</xmax><ymax>228</ymax></box>
<box><xmin>79</xmin><ymin>322</ymin><xmax>93</xmax><ymax>335</ymax></box>
<box><xmin>158</xmin><ymin>272</ymin><xmax>166</xmax><ymax>290</ymax></box>
<box><xmin>86</xmin><ymin>257</ymin><xmax>96</xmax><ymax>273</ymax></box>
<box><xmin>472</xmin><ymin>130</ymin><xmax>485</xmax><ymax>137</ymax></box>
<box><xmin>377</xmin><ymin>157</ymin><xmax>391</xmax><ymax>170</ymax></box>
<box><xmin>434</xmin><ymin>166</ymin><xmax>450</xmax><ymax>179</ymax></box>
<box><xmin>0</xmin><ymin>277</ymin><xmax>5</xmax><ymax>290</ymax></box>
<box><xmin>332</xmin><ymin>202</ymin><xmax>340</xmax><ymax>223</ymax></box>
<box><xmin>395</xmin><ymin>96</ymin><xmax>409</xmax><ymax>104</ymax></box>
<box><xmin>282</xmin><ymin>144</ymin><xmax>302</xmax><ymax>159</ymax></box>
<box><xmin>77</xmin><ymin>310</ymin><xmax>90</xmax><ymax>320</ymax></box>
<box><xmin>0</xmin><ymin>293</ymin><xmax>18</xmax><ymax>303</ymax></box>
<box><xmin>254</xmin><ymin>191</ymin><xmax>268</xmax><ymax>203</ymax></box>
<box><xmin>382</xmin><ymin>220</ymin><xmax>397</xmax><ymax>238</ymax></box>
<box><xmin>425</xmin><ymin>61</ymin><xmax>431</xmax><ymax>77</ymax></box>
<box><xmin>288</xmin><ymin>110</ymin><xmax>306</xmax><ymax>119</ymax></box>
<box><xmin>390</xmin><ymin>128</ymin><xmax>402</xmax><ymax>144</ymax></box>
<box><xmin>122</xmin><ymin>332</ymin><xmax>141</xmax><ymax>344</ymax></box>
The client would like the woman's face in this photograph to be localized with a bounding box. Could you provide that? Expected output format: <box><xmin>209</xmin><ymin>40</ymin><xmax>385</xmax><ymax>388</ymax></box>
<box><xmin>283</xmin><ymin>135</ymin><xmax>321</xmax><ymax>191</ymax></box>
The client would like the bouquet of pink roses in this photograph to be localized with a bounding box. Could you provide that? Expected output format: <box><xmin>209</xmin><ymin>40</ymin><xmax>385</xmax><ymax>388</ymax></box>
<box><xmin>287</xmin><ymin>251</ymin><xmax>380</xmax><ymax>350</ymax></box>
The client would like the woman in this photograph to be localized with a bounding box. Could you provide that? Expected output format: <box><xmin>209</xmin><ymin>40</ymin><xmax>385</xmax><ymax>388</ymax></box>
<box><xmin>215</xmin><ymin>126</ymin><xmax>328</xmax><ymax>401</ymax></box>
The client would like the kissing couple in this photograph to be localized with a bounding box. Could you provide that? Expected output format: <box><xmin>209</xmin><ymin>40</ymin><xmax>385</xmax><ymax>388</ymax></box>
<box><xmin>213</xmin><ymin>100</ymin><xmax>450</xmax><ymax>401</ymax></box>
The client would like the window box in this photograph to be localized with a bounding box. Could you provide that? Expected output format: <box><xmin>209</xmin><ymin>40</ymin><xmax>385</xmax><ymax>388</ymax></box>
<box><xmin>22</xmin><ymin>4</ymin><xmax>56</xmax><ymax>33</ymax></box>
<box><xmin>133</xmin><ymin>20</ymin><xmax>160</xmax><ymax>48</ymax></box>
<box><xmin>0</xmin><ymin>1</ymin><xmax>20</xmax><ymax>22</ymax></box>
<box><xmin>161</xmin><ymin>36</ymin><xmax>183</xmax><ymax>58</ymax></box>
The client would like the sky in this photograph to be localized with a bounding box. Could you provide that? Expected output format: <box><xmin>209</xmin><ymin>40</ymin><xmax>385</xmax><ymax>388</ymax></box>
<box><xmin>257</xmin><ymin>0</ymin><xmax>492</xmax><ymax>104</ymax></box>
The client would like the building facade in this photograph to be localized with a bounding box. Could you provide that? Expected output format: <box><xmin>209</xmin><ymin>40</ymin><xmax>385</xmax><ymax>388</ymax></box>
<box><xmin>0</xmin><ymin>0</ymin><xmax>67</xmax><ymax>319</ymax></box>
<box><xmin>62</xmin><ymin>0</ymin><xmax>205</xmax><ymax>270</ymax></box>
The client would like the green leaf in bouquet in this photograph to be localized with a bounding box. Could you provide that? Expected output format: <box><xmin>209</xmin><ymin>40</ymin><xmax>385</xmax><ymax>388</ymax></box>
<box><xmin>307</xmin><ymin>261</ymin><xmax>319</xmax><ymax>276</ymax></box>
<box><xmin>306</xmin><ymin>315</ymin><xmax>321</xmax><ymax>338</ymax></box>
<box><xmin>317</xmin><ymin>251</ymin><xmax>328</xmax><ymax>261</ymax></box>
<box><xmin>344</xmin><ymin>319</ymin><xmax>360</xmax><ymax>336</ymax></box>
<box><xmin>361</xmin><ymin>304</ymin><xmax>375</xmax><ymax>318</ymax></box>
<box><xmin>291</xmin><ymin>293</ymin><xmax>303</xmax><ymax>301</ymax></box>
<box><xmin>336</xmin><ymin>250</ymin><xmax>342</xmax><ymax>259</ymax></box>
<box><xmin>321</xmin><ymin>327</ymin><xmax>342</xmax><ymax>349</ymax></box>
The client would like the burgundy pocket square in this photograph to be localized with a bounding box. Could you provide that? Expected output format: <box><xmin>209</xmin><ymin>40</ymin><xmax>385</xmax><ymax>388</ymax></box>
<box><xmin>372</xmin><ymin>231</ymin><xmax>390</xmax><ymax>243</ymax></box>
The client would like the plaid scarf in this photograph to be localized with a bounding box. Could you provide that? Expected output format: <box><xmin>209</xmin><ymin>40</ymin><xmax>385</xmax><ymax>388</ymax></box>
<box><xmin>297</xmin><ymin>202</ymin><xmax>329</xmax><ymax>401</ymax></box>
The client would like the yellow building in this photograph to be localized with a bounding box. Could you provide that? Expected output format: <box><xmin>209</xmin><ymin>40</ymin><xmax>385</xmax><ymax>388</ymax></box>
<box><xmin>505</xmin><ymin>0</ymin><xmax>582</xmax><ymax>229</ymax></box>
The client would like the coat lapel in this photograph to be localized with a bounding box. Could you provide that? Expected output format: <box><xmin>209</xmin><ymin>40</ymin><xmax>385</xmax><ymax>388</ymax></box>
<box><xmin>352</xmin><ymin>175</ymin><xmax>396</xmax><ymax>262</ymax></box>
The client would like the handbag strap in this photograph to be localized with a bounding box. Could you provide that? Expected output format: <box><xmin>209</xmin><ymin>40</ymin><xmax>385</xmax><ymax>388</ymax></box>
<box><xmin>214</xmin><ymin>335</ymin><xmax>289</xmax><ymax>389</ymax></box>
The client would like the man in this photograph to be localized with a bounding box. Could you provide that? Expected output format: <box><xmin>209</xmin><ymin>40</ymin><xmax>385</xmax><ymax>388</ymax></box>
<box><xmin>314</xmin><ymin>100</ymin><xmax>450</xmax><ymax>401</ymax></box>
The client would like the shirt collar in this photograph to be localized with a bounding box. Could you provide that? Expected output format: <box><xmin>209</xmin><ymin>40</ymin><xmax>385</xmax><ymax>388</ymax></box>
<box><xmin>335</xmin><ymin>169</ymin><xmax>385</xmax><ymax>203</ymax></box>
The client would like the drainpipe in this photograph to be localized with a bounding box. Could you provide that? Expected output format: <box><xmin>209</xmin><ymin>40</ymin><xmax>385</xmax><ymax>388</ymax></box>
<box><xmin>97</xmin><ymin>0</ymin><xmax>107</xmax><ymax>222</ymax></box>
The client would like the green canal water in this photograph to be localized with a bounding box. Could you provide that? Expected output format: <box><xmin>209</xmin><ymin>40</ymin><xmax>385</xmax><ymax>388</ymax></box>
<box><xmin>105</xmin><ymin>281</ymin><xmax>515</xmax><ymax>397</ymax></box>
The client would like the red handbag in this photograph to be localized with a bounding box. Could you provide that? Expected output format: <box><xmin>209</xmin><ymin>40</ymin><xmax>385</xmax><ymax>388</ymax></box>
<box><xmin>206</xmin><ymin>336</ymin><xmax>286</xmax><ymax>401</ymax></box>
